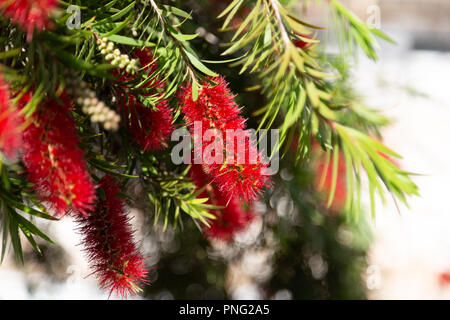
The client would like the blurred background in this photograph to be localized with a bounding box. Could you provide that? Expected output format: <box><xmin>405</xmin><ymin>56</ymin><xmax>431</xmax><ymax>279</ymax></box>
<box><xmin>1</xmin><ymin>0</ymin><xmax>449</xmax><ymax>299</ymax></box>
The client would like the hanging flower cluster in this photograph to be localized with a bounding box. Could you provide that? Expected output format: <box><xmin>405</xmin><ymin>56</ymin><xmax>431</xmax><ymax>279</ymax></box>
<box><xmin>0</xmin><ymin>0</ymin><xmax>58</xmax><ymax>41</ymax></box>
<box><xmin>115</xmin><ymin>48</ymin><xmax>174</xmax><ymax>152</ymax></box>
<box><xmin>18</xmin><ymin>91</ymin><xmax>148</xmax><ymax>296</ymax></box>
<box><xmin>76</xmin><ymin>175</ymin><xmax>147</xmax><ymax>298</ymax></box>
<box><xmin>191</xmin><ymin>164</ymin><xmax>254</xmax><ymax>241</ymax></box>
<box><xmin>21</xmin><ymin>92</ymin><xmax>96</xmax><ymax>217</ymax></box>
<box><xmin>0</xmin><ymin>75</ymin><xmax>22</xmax><ymax>160</ymax></box>
<box><xmin>179</xmin><ymin>76</ymin><xmax>270</xmax><ymax>203</ymax></box>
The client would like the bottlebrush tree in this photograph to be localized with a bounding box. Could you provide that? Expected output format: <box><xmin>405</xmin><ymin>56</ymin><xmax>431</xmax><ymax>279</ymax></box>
<box><xmin>0</xmin><ymin>0</ymin><xmax>418</xmax><ymax>299</ymax></box>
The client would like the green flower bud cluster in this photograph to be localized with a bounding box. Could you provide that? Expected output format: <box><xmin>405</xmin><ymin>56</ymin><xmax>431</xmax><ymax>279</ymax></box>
<box><xmin>65</xmin><ymin>70</ymin><xmax>121</xmax><ymax>131</ymax></box>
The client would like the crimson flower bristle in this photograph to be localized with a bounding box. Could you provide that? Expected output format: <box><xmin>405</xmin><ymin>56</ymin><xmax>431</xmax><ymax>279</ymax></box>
<box><xmin>209</xmin><ymin>158</ymin><xmax>270</xmax><ymax>203</ymax></box>
<box><xmin>179</xmin><ymin>76</ymin><xmax>246</xmax><ymax>132</ymax></box>
<box><xmin>21</xmin><ymin>92</ymin><xmax>96</xmax><ymax>217</ymax></box>
<box><xmin>115</xmin><ymin>48</ymin><xmax>174</xmax><ymax>152</ymax></box>
<box><xmin>77</xmin><ymin>175</ymin><xmax>148</xmax><ymax>298</ymax></box>
<box><xmin>127</xmin><ymin>100</ymin><xmax>174</xmax><ymax>152</ymax></box>
<box><xmin>439</xmin><ymin>272</ymin><xmax>450</xmax><ymax>287</ymax></box>
<box><xmin>180</xmin><ymin>76</ymin><xmax>271</xmax><ymax>203</ymax></box>
<box><xmin>0</xmin><ymin>0</ymin><xmax>59</xmax><ymax>41</ymax></box>
<box><xmin>0</xmin><ymin>75</ymin><xmax>22</xmax><ymax>160</ymax></box>
<box><xmin>191</xmin><ymin>164</ymin><xmax>254</xmax><ymax>241</ymax></box>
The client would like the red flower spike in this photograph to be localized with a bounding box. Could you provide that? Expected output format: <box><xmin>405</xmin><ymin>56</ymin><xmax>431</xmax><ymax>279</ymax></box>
<box><xmin>0</xmin><ymin>0</ymin><xmax>59</xmax><ymax>41</ymax></box>
<box><xmin>0</xmin><ymin>75</ymin><xmax>23</xmax><ymax>160</ymax></box>
<box><xmin>118</xmin><ymin>95</ymin><xmax>174</xmax><ymax>152</ymax></box>
<box><xmin>180</xmin><ymin>76</ymin><xmax>271</xmax><ymax>203</ymax></box>
<box><xmin>77</xmin><ymin>175</ymin><xmax>148</xmax><ymax>298</ymax></box>
<box><xmin>179</xmin><ymin>76</ymin><xmax>246</xmax><ymax>132</ymax></box>
<box><xmin>206</xmin><ymin>198</ymin><xmax>254</xmax><ymax>241</ymax></box>
<box><xmin>209</xmin><ymin>162</ymin><xmax>270</xmax><ymax>204</ymax></box>
<box><xmin>191</xmin><ymin>164</ymin><xmax>254</xmax><ymax>241</ymax></box>
<box><xmin>314</xmin><ymin>150</ymin><xmax>347</xmax><ymax>212</ymax></box>
<box><xmin>21</xmin><ymin>92</ymin><xmax>96</xmax><ymax>217</ymax></box>
<box><xmin>115</xmin><ymin>48</ymin><xmax>174</xmax><ymax>152</ymax></box>
<box><xmin>130</xmin><ymin>100</ymin><xmax>174</xmax><ymax>152</ymax></box>
<box><xmin>209</xmin><ymin>131</ymin><xmax>271</xmax><ymax>203</ymax></box>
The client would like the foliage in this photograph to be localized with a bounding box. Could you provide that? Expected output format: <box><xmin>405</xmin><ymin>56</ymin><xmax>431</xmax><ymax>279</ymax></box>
<box><xmin>216</xmin><ymin>0</ymin><xmax>418</xmax><ymax>219</ymax></box>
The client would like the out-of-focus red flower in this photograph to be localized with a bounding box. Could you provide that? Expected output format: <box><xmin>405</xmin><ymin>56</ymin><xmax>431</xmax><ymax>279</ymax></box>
<box><xmin>191</xmin><ymin>164</ymin><xmax>254</xmax><ymax>241</ymax></box>
<box><xmin>313</xmin><ymin>146</ymin><xmax>347</xmax><ymax>212</ymax></box>
<box><xmin>206</xmin><ymin>197</ymin><xmax>254</xmax><ymax>241</ymax></box>
<box><xmin>439</xmin><ymin>272</ymin><xmax>450</xmax><ymax>287</ymax></box>
<box><xmin>0</xmin><ymin>75</ymin><xmax>22</xmax><ymax>160</ymax></box>
<box><xmin>115</xmin><ymin>48</ymin><xmax>174</xmax><ymax>152</ymax></box>
<box><xmin>0</xmin><ymin>0</ymin><xmax>59</xmax><ymax>41</ymax></box>
<box><xmin>208</xmin><ymin>152</ymin><xmax>270</xmax><ymax>204</ymax></box>
<box><xmin>313</xmin><ymin>137</ymin><xmax>400</xmax><ymax>212</ymax></box>
<box><xmin>21</xmin><ymin>92</ymin><xmax>96</xmax><ymax>217</ymax></box>
<box><xmin>180</xmin><ymin>76</ymin><xmax>271</xmax><ymax>203</ymax></box>
<box><xmin>77</xmin><ymin>175</ymin><xmax>148</xmax><ymax>298</ymax></box>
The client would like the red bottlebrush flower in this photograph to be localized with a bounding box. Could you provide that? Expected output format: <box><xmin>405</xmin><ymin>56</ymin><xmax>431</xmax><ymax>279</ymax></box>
<box><xmin>0</xmin><ymin>0</ymin><xmax>59</xmax><ymax>41</ymax></box>
<box><xmin>180</xmin><ymin>76</ymin><xmax>271</xmax><ymax>203</ymax></box>
<box><xmin>191</xmin><ymin>164</ymin><xmax>254</xmax><ymax>241</ymax></box>
<box><xmin>77</xmin><ymin>175</ymin><xmax>148</xmax><ymax>298</ymax></box>
<box><xmin>314</xmin><ymin>148</ymin><xmax>347</xmax><ymax>212</ymax></box>
<box><xmin>208</xmin><ymin>159</ymin><xmax>270</xmax><ymax>204</ymax></box>
<box><xmin>133</xmin><ymin>49</ymin><xmax>165</xmax><ymax>89</ymax></box>
<box><xmin>118</xmin><ymin>94</ymin><xmax>174</xmax><ymax>152</ymax></box>
<box><xmin>0</xmin><ymin>75</ymin><xmax>22</xmax><ymax>160</ymax></box>
<box><xmin>209</xmin><ymin>131</ymin><xmax>271</xmax><ymax>203</ymax></box>
<box><xmin>115</xmin><ymin>48</ymin><xmax>174</xmax><ymax>152</ymax></box>
<box><xmin>128</xmin><ymin>100</ymin><xmax>174</xmax><ymax>152</ymax></box>
<box><xmin>206</xmin><ymin>197</ymin><xmax>254</xmax><ymax>241</ymax></box>
<box><xmin>21</xmin><ymin>92</ymin><xmax>96</xmax><ymax>217</ymax></box>
<box><xmin>179</xmin><ymin>76</ymin><xmax>246</xmax><ymax>132</ymax></box>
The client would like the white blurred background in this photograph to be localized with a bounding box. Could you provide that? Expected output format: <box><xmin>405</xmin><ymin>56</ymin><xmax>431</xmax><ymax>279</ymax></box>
<box><xmin>337</xmin><ymin>0</ymin><xmax>450</xmax><ymax>299</ymax></box>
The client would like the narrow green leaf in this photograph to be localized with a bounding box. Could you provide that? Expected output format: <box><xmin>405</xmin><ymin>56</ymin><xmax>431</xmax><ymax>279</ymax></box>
<box><xmin>106</xmin><ymin>34</ymin><xmax>155</xmax><ymax>47</ymax></box>
<box><xmin>185</xmin><ymin>50</ymin><xmax>218</xmax><ymax>77</ymax></box>
<box><xmin>11</xmin><ymin>211</ymin><xmax>54</xmax><ymax>243</ymax></box>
